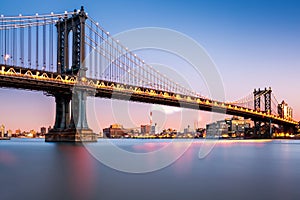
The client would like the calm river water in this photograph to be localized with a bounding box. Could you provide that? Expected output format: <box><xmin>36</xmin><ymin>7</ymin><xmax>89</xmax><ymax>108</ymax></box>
<box><xmin>1</xmin><ymin>138</ymin><xmax>300</xmax><ymax>200</ymax></box>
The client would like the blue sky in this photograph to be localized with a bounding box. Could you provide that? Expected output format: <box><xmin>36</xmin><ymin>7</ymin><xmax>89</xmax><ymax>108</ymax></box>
<box><xmin>0</xmin><ymin>0</ymin><xmax>299</xmax><ymax>131</ymax></box>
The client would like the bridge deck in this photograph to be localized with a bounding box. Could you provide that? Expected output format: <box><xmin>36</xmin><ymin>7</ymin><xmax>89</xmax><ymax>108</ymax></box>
<box><xmin>0</xmin><ymin>65</ymin><xmax>297</xmax><ymax>126</ymax></box>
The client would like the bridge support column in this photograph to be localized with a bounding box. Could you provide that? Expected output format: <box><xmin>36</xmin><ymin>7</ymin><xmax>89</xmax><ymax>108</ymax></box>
<box><xmin>46</xmin><ymin>90</ymin><xmax>97</xmax><ymax>142</ymax></box>
<box><xmin>53</xmin><ymin>94</ymin><xmax>71</xmax><ymax>130</ymax></box>
<box><xmin>71</xmin><ymin>90</ymin><xmax>89</xmax><ymax>129</ymax></box>
<box><xmin>46</xmin><ymin>6</ymin><xmax>96</xmax><ymax>142</ymax></box>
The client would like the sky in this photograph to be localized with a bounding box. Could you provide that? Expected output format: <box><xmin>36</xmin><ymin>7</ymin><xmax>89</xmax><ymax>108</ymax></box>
<box><xmin>0</xmin><ymin>0</ymin><xmax>300</xmax><ymax>132</ymax></box>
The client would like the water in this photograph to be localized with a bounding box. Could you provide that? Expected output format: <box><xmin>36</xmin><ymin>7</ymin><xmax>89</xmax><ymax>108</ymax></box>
<box><xmin>1</xmin><ymin>138</ymin><xmax>300</xmax><ymax>200</ymax></box>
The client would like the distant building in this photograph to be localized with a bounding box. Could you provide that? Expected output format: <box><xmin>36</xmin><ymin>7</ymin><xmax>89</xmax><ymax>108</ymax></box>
<box><xmin>151</xmin><ymin>125</ymin><xmax>156</xmax><ymax>134</ymax></box>
<box><xmin>184</xmin><ymin>125</ymin><xmax>192</xmax><ymax>134</ymax></box>
<box><xmin>161</xmin><ymin>128</ymin><xmax>177</xmax><ymax>138</ymax></box>
<box><xmin>11</xmin><ymin>129</ymin><xmax>21</xmax><ymax>137</ymax></box>
<box><xmin>98</xmin><ymin>131</ymin><xmax>104</xmax><ymax>138</ymax></box>
<box><xmin>206</xmin><ymin>116</ymin><xmax>251</xmax><ymax>138</ymax></box>
<box><xmin>27</xmin><ymin>130</ymin><xmax>37</xmax><ymax>138</ymax></box>
<box><xmin>40</xmin><ymin>127</ymin><xmax>47</xmax><ymax>135</ymax></box>
<box><xmin>278</xmin><ymin>101</ymin><xmax>293</xmax><ymax>120</ymax></box>
<box><xmin>47</xmin><ymin>126</ymin><xmax>52</xmax><ymax>133</ymax></box>
<box><xmin>15</xmin><ymin>129</ymin><xmax>21</xmax><ymax>135</ymax></box>
<box><xmin>226</xmin><ymin>116</ymin><xmax>251</xmax><ymax>137</ymax></box>
<box><xmin>195</xmin><ymin>128</ymin><xmax>206</xmax><ymax>138</ymax></box>
<box><xmin>7</xmin><ymin>129</ymin><xmax>12</xmax><ymax>137</ymax></box>
<box><xmin>103</xmin><ymin>124</ymin><xmax>128</xmax><ymax>138</ymax></box>
<box><xmin>0</xmin><ymin>124</ymin><xmax>5</xmax><ymax>138</ymax></box>
<box><xmin>206</xmin><ymin>121</ymin><xmax>229</xmax><ymax>138</ymax></box>
<box><xmin>141</xmin><ymin>125</ymin><xmax>151</xmax><ymax>135</ymax></box>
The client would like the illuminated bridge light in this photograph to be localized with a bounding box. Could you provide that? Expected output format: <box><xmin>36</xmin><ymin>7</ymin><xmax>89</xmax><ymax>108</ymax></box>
<box><xmin>99</xmin><ymin>82</ymin><xmax>105</xmax><ymax>87</ymax></box>
<box><xmin>135</xmin><ymin>88</ymin><xmax>142</xmax><ymax>94</ymax></box>
<box><xmin>163</xmin><ymin>93</ymin><xmax>170</xmax><ymax>98</ymax></box>
<box><xmin>150</xmin><ymin>90</ymin><xmax>157</xmax><ymax>96</ymax></box>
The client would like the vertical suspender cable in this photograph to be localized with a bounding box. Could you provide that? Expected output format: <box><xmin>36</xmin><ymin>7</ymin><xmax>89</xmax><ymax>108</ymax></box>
<box><xmin>50</xmin><ymin>15</ymin><xmax>53</xmax><ymax>72</ymax></box>
<box><xmin>1</xmin><ymin>16</ymin><xmax>3</xmax><ymax>64</ymax></box>
<box><xmin>111</xmin><ymin>39</ymin><xmax>114</xmax><ymax>81</ymax></box>
<box><xmin>28</xmin><ymin>23</ymin><xmax>31</xmax><ymax>67</ymax></box>
<box><xmin>94</xmin><ymin>24</ymin><xmax>98</xmax><ymax>78</ymax></box>
<box><xmin>108</xmin><ymin>35</ymin><xmax>111</xmax><ymax>81</ymax></box>
<box><xmin>4</xmin><ymin>18</ymin><xmax>7</xmax><ymax>65</ymax></box>
<box><xmin>116</xmin><ymin>43</ymin><xmax>119</xmax><ymax>82</ymax></box>
<box><xmin>139</xmin><ymin>61</ymin><xmax>142</xmax><ymax>87</ymax></box>
<box><xmin>7</xmin><ymin>25</ymin><xmax>10</xmax><ymax>65</ymax></box>
<box><xmin>111</xmin><ymin>38</ymin><xmax>114</xmax><ymax>82</ymax></box>
<box><xmin>13</xmin><ymin>23</ymin><xmax>16</xmax><ymax>66</ymax></box>
<box><xmin>89</xmin><ymin>21</ymin><xmax>92</xmax><ymax>78</ymax></box>
<box><xmin>20</xmin><ymin>15</ymin><xmax>24</xmax><ymax>67</ymax></box>
<box><xmin>36</xmin><ymin>14</ymin><xmax>39</xmax><ymax>69</ymax></box>
<box><xmin>43</xmin><ymin>17</ymin><xmax>46</xmax><ymax>70</ymax></box>
<box><xmin>101</xmin><ymin>29</ymin><xmax>104</xmax><ymax>79</ymax></box>
<box><xmin>109</xmin><ymin>37</ymin><xmax>112</xmax><ymax>82</ymax></box>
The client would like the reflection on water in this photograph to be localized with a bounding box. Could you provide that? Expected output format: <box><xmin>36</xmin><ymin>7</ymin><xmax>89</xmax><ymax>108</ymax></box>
<box><xmin>1</xmin><ymin>138</ymin><xmax>300</xmax><ymax>200</ymax></box>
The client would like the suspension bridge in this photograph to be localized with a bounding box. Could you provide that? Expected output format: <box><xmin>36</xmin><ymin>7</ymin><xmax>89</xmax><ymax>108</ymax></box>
<box><xmin>0</xmin><ymin>7</ymin><xmax>298</xmax><ymax>142</ymax></box>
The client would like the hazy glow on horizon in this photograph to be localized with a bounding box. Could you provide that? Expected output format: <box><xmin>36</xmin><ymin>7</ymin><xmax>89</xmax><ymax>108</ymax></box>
<box><xmin>0</xmin><ymin>0</ymin><xmax>299</xmax><ymax>132</ymax></box>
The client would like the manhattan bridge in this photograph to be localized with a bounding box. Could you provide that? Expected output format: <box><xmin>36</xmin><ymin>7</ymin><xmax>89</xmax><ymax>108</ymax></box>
<box><xmin>0</xmin><ymin>7</ymin><xmax>297</xmax><ymax>142</ymax></box>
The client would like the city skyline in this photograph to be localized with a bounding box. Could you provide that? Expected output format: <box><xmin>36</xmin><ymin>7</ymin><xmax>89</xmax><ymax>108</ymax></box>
<box><xmin>0</xmin><ymin>0</ymin><xmax>299</xmax><ymax>133</ymax></box>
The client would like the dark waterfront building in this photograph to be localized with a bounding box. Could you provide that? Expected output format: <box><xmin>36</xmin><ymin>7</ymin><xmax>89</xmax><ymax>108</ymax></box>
<box><xmin>40</xmin><ymin>127</ymin><xmax>47</xmax><ymax>135</ymax></box>
<box><xmin>103</xmin><ymin>124</ymin><xmax>128</xmax><ymax>138</ymax></box>
<box><xmin>206</xmin><ymin>116</ymin><xmax>252</xmax><ymax>138</ymax></box>
<box><xmin>141</xmin><ymin>125</ymin><xmax>151</xmax><ymax>135</ymax></box>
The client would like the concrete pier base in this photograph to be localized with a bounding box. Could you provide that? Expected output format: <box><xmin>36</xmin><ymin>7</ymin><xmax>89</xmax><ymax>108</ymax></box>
<box><xmin>46</xmin><ymin>129</ymin><xmax>97</xmax><ymax>142</ymax></box>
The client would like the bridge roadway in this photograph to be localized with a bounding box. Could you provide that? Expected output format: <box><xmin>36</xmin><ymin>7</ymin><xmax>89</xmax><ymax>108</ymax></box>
<box><xmin>0</xmin><ymin>64</ymin><xmax>297</xmax><ymax>127</ymax></box>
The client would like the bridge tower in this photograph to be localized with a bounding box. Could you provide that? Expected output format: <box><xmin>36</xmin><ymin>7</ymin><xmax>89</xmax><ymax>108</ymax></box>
<box><xmin>253</xmin><ymin>87</ymin><xmax>272</xmax><ymax>138</ymax></box>
<box><xmin>46</xmin><ymin>6</ymin><xmax>97</xmax><ymax>142</ymax></box>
